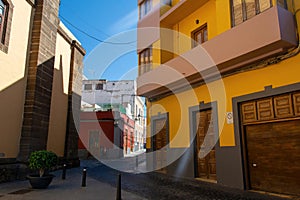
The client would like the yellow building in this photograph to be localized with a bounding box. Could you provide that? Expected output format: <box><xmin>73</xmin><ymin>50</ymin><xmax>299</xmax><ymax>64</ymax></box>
<box><xmin>137</xmin><ymin>0</ymin><xmax>300</xmax><ymax>196</ymax></box>
<box><xmin>0</xmin><ymin>0</ymin><xmax>85</xmax><ymax>181</ymax></box>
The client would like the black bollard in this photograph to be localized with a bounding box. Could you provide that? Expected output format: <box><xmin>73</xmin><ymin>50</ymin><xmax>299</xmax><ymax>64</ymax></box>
<box><xmin>116</xmin><ymin>174</ymin><xmax>121</xmax><ymax>200</ymax></box>
<box><xmin>62</xmin><ymin>164</ymin><xmax>66</xmax><ymax>180</ymax></box>
<box><xmin>82</xmin><ymin>167</ymin><xmax>87</xmax><ymax>187</ymax></box>
<box><xmin>135</xmin><ymin>156</ymin><xmax>138</xmax><ymax>169</ymax></box>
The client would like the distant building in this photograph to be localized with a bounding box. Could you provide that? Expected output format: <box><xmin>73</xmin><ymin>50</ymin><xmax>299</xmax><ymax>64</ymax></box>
<box><xmin>0</xmin><ymin>0</ymin><xmax>85</xmax><ymax>182</ymax></box>
<box><xmin>82</xmin><ymin>79</ymin><xmax>146</xmax><ymax>154</ymax></box>
<box><xmin>79</xmin><ymin>110</ymin><xmax>124</xmax><ymax>159</ymax></box>
<box><xmin>82</xmin><ymin>80</ymin><xmax>135</xmax><ymax>107</ymax></box>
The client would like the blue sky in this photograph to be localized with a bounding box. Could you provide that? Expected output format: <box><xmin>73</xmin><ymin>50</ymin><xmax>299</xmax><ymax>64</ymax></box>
<box><xmin>59</xmin><ymin>0</ymin><xmax>138</xmax><ymax>80</ymax></box>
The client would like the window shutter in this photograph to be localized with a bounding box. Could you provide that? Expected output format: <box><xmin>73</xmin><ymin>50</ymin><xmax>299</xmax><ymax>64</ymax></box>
<box><xmin>245</xmin><ymin>0</ymin><xmax>256</xmax><ymax>20</ymax></box>
<box><xmin>233</xmin><ymin>0</ymin><xmax>244</xmax><ymax>25</ymax></box>
<box><xmin>140</xmin><ymin>52</ymin><xmax>145</xmax><ymax>64</ymax></box>
<box><xmin>259</xmin><ymin>0</ymin><xmax>271</xmax><ymax>12</ymax></box>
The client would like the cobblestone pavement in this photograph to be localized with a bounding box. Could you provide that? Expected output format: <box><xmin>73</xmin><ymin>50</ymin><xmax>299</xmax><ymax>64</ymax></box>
<box><xmin>83</xmin><ymin>160</ymin><xmax>299</xmax><ymax>200</ymax></box>
<box><xmin>0</xmin><ymin>159</ymin><xmax>298</xmax><ymax>200</ymax></box>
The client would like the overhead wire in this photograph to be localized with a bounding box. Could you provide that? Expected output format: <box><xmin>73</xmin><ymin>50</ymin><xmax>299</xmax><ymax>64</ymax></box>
<box><xmin>59</xmin><ymin>1</ymin><xmax>113</xmax><ymax>39</ymax></box>
<box><xmin>59</xmin><ymin>15</ymin><xmax>137</xmax><ymax>45</ymax></box>
<box><xmin>58</xmin><ymin>1</ymin><xmax>139</xmax><ymax>79</ymax></box>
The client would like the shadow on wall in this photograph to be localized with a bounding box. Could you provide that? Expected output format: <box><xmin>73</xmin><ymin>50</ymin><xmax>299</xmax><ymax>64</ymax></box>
<box><xmin>48</xmin><ymin>55</ymin><xmax>70</xmax><ymax>157</ymax></box>
<box><xmin>0</xmin><ymin>55</ymin><xmax>80</xmax><ymax>182</ymax></box>
<box><xmin>0</xmin><ymin>77</ymin><xmax>27</xmax><ymax>160</ymax></box>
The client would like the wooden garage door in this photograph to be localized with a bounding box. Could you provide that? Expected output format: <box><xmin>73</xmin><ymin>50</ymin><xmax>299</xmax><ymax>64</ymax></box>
<box><xmin>241</xmin><ymin>92</ymin><xmax>300</xmax><ymax>195</ymax></box>
<box><xmin>195</xmin><ymin>109</ymin><xmax>216</xmax><ymax>180</ymax></box>
<box><xmin>154</xmin><ymin>118</ymin><xmax>167</xmax><ymax>172</ymax></box>
<box><xmin>245</xmin><ymin>120</ymin><xmax>300</xmax><ymax>195</ymax></box>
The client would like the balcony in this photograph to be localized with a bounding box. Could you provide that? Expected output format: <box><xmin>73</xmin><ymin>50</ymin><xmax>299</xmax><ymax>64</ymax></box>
<box><xmin>137</xmin><ymin>0</ymin><xmax>210</xmax><ymax>51</ymax></box>
<box><xmin>137</xmin><ymin>6</ymin><xmax>297</xmax><ymax>99</ymax></box>
<box><xmin>137</xmin><ymin>5</ymin><xmax>161</xmax><ymax>52</ymax></box>
<box><xmin>160</xmin><ymin>0</ymin><xmax>209</xmax><ymax>27</ymax></box>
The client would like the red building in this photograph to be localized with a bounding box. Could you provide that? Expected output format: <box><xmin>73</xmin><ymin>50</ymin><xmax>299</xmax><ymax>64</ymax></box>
<box><xmin>79</xmin><ymin>110</ymin><xmax>135</xmax><ymax>159</ymax></box>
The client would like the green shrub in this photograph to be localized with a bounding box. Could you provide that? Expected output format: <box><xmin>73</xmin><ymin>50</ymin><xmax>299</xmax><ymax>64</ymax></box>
<box><xmin>28</xmin><ymin>150</ymin><xmax>58</xmax><ymax>177</ymax></box>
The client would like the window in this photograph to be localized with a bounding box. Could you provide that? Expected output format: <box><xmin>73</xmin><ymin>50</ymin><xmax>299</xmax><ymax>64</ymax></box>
<box><xmin>191</xmin><ymin>24</ymin><xmax>208</xmax><ymax>48</ymax></box>
<box><xmin>96</xmin><ymin>83</ymin><xmax>103</xmax><ymax>90</ymax></box>
<box><xmin>139</xmin><ymin>0</ymin><xmax>152</xmax><ymax>19</ymax></box>
<box><xmin>139</xmin><ymin>46</ymin><xmax>152</xmax><ymax>75</ymax></box>
<box><xmin>0</xmin><ymin>0</ymin><xmax>12</xmax><ymax>53</ymax></box>
<box><xmin>0</xmin><ymin>0</ymin><xmax>6</xmax><ymax>43</ymax></box>
<box><xmin>231</xmin><ymin>0</ymin><xmax>272</xmax><ymax>26</ymax></box>
<box><xmin>84</xmin><ymin>84</ymin><xmax>92</xmax><ymax>90</ymax></box>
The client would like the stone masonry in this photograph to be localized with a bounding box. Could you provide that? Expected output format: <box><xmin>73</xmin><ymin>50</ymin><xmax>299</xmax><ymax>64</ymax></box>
<box><xmin>18</xmin><ymin>0</ymin><xmax>60</xmax><ymax>162</ymax></box>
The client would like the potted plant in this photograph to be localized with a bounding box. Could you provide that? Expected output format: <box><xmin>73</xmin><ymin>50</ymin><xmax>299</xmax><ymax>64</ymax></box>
<box><xmin>27</xmin><ymin>150</ymin><xmax>58</xmax><ymax>189</ymax></box>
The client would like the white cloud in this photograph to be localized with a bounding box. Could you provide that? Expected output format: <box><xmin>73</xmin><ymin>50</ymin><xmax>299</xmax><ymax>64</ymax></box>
<box><xmin>109</xmin><ymin>9</ymin><xmax>138</xmax><ymax>34</ymax></box>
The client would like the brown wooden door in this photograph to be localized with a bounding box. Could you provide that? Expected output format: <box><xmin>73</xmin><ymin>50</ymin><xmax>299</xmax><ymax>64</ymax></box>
<box><xmin>245</xmin><ymin>120</ymin><xmax>300</xmax><ymax>195</ymax></box>
<box><xmin>196</xmin><ymin>110</ymin><xmax>216</xmax><ymax>180</ymax></box>
<box><xmin>154</xmin><ymin>118</ymin><xmax>167</xmax><ymax>172</ymax></box>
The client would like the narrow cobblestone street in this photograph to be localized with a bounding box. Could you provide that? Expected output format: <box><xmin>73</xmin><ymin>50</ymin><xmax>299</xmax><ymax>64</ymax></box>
<box><xmin>85</xmin><ymin>160</ymin><xmax>298</xmax><ymax>200</ymax></box>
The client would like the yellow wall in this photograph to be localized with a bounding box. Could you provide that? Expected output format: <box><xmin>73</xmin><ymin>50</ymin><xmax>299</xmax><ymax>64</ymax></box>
<box><xmin>152</xmin><ymin>40</ymin><xmax>161</xmax><ymax>68</ymax></box>
<box><xmin>161</xmin><ymin>0</ymin><xmax>230</xmax><ymax>60</ymax></box>
<box><xmin>148</xmin><ymin>54</ymin><xmax>300</xmax><ymax>148</ymax></box>
<box><xmin>215</xmin><ymin>0</ymin><xmax>231</xmax><ymax>34</ymax></box>
<box><xmin>170</xmin><ymin>1</ymin><xmax>217</xmax><ymax>55</ymax></box>
<box><xmin>146</xmin><ymin>0</ymin><xmax>300</xmax><ymax>149</ymax></box>
<box><xmin>0</xmin><ymin>1</ymin><xmax>32</xmax><ymax>158</ymax></box>
<box><xmin>47</xmin><ymin>28</ymin><xmax>72</xmax><ymax>157</ymax></box>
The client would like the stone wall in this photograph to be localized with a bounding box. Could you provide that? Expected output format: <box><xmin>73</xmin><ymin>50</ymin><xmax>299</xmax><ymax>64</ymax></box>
<box><xmin>0</xmin><ymin>0</ymin><xmax>85</xmax><ymax>182</ymax></box>
<box><xmin>18</xmin><ymin>0</ymin><xmax>60</xmax><ymax>162</ymax></box>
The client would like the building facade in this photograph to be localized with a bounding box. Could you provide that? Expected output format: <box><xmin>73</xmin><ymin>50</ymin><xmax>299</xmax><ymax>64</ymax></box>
<box><xmin>82</xmin><ymin>80</ymin><xmax>136</xmax><ymax>107</ymax></box>
<box><xmin>0</xmin><ymin>0</ymin><xmax>85</xmax><ymax>182</ymax></box>
<box><xmin>137</xmin><ymin>0</ymin><xmax>300</xmax><ymax>196</ymax></box>
<box><xmin>82</xmin><ymin>79</ymin><xmax>146</xmax><ymax>154</ymax></box>
<box><xmin>79</xmin><ymin>110</ymin><xmax>124</xmax><ymax>159</ymax></box>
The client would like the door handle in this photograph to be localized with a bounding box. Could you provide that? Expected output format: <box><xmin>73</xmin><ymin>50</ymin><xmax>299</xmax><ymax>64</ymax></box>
<box><xmin>252</xmin><ymin>163</ymin><xmax>257</xmax><ymax>167</ymax></box>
